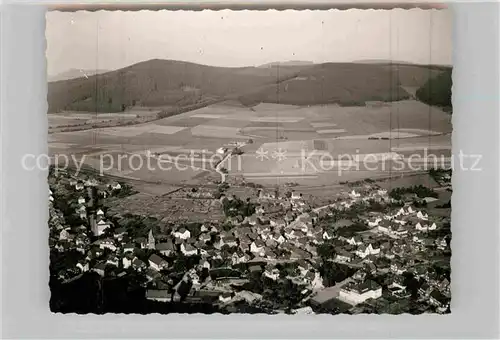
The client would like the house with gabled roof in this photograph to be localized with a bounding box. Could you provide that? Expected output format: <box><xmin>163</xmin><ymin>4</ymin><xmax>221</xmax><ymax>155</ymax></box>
<box><xmin>113</xmin><ymin>227</ymin><xmax>127</xmax><ymax>240</ymax></box>
<box><xmin>250</xmin><ymin>240</ymin><xmax>265</xmax><ymax>256</ymax></box>
<box><xmin>284</xmin><ymin>228</ymin><xmax>297</xmax><ymax>240</ymax></box>
<box><xmin>132</xmin><ymin>258</ymin><xmax>146</xmax><ymax>271</ymax></box>
<box><xmin>122</xmin><ymin>254</ymin><xmax>134</xmax><ymax>269</ymax></box>
<box><xmin>289</xmin><ymin>248</ymin><xmax>312</xmax><ymax>260</ymax></box>
<box><xmin>231</xmin><ymin>251</ymin><xmax>249</xmax><ymax>265</ymax></box>
<box><xmin>270</xmin><ymin>218</ymin><xmax>286</xmax><ymax>229</ymax></box>
<box><xmin>156</xmin><ymin>240</ymin><xmax>175</xmax><ymax>256</ymax></box>
<box><xmin>322</xmin><ymin>230</ymin><xmax>334</xmax><ymax>240</ymax></box>
<box><xmin>339</xmin><ymin>280</ymin><xmax>382</xmax><ymax>305</ymax></box>
<box><xmin>367</xmin><ymin>217</ymin><xmax>382</xmax><ymax>228</ymax></box>
<box><xmin>148</xmin><ymin>254</ymin><xmax>168</xmax><ymax>271</ymax></box>
<box><xmin>106</xmin><ymin>255</ymin><xmax>119</xmax><ymax>267</ymax></box>
<box><xmin>271</xmin><ymin>232</ymin><xmax>286</xmax><ymax>244</ymax></box>
<box><xmin>429</xmin><ymin>289</ymin><xmax>450</xmax><ymax>313</ymax></box>
<box><xmin>390</xmin><ymin>261</ymin><xmax>405</xmax><ymax>275</ymax></box>
<box><xmin>264</xmin><ymin>248</ymin><xmax>277</xmax><ymax>260</ymax></box>
<box><xmin>180</xmin><ymin>243</ymin><xmax>198</xmax><ymax>256</ymax></box>
<box><xmin>98</xmin><ymin>238</ymin><xmax>117</xmax><ymax>251</ymax></box>
<box><xmin>335</xmin><ymin>249</ymin><xmax>353</xmax><ymax>263</ymax></box>
<box><xmin>416</xmin><ymin>211</ymin><xmax>429</xmax><ymax>220</ymax></box>
<box><xmin>173</xmin><ymin>228</ymin><xmax>191</xmax><ymax>240</ymax></box>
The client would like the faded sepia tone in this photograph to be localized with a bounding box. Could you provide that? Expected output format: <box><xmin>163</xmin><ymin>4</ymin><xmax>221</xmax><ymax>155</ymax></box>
<box><xmin>46</xmin><ymin>9</ymin><xmax>452</xmax><ymax>315</ymax></box>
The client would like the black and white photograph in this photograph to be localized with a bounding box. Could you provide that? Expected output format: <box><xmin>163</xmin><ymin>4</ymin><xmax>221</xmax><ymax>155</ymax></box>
<box><xmin>45</xmin><ymin>8</ymin><xmax>453</xmax><ymax>315</ymax></box>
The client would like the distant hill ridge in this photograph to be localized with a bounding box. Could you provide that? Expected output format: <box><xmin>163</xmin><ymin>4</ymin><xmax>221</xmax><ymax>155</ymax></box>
<box><xmin>258</xmin><ymin>60</ymin><xmax>314</xmax><ymax>68</ymax></box>
<box><xmin>47</xmin><ymin>58</ymin><xmax>452</xmax><ymax>113</ymax></box>
<box><xmin>49</xmin><ymin>68</ymin><xmax>110</xmax><ymax>82</ymax></box>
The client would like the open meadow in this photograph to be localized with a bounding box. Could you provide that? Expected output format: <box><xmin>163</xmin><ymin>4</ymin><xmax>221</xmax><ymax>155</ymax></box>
<box><xmin>48</xmin><ymin>96</ymin><xmax>452</xmax><ymax>195</ymax></box>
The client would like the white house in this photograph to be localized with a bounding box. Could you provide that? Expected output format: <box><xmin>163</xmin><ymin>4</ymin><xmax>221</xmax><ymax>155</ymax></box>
<box><xmin>264</xmin><ymin>268</ymin><xmax>280</xmax><ymax>281</ymax></box>
<box><xmin>148</xmin><ymin>254</ymin><xmax>168</xmax><ymax>271</ymax></box>
<box><xmin>93</xmin><ymin>219</ymin><xmax>111</xmax><ymax>236</ymax></box>
<box><xmin>272</xmin><ymin>234</ymin><xmax>286</xmax><ymax>244</ymax></box>
<box><xmin>349</xmin><ymin>190</ymin><xmax>361</xmax><ymax>198</ymax></box>
<box><xmin>377</xmin><ymin>189</ymin><xmax>388</xmax><ymax>196</ymax></box>
<box><xmin>96</xmin><ymin>209</ymin><xmax>104</xmax><ymax>217</ymax></box>
<box><xmin>173</xmin><ymin>228</ymin><xmax>191</xmax><ymax>240</ymax></box>
<box><xmin>231</xmin><ymin>252</ymin><xmax>249</xmax><ymax>265</ymax></box>
<box><xmin>390</xmin><ymin>263</ymin><xmax>405</xmax><ymax>275</ymax></box>
<box><xmin>368</xmin><ymin>217</ymin><xmax>382</xmax><ymax>228</ymax></box>
<box><xmin>388</xmin><ymin>281</ymin><xmax>407</xmax><ymax>296</ymax></box>
<box><xmin>322</xmin><ymin>230</ymin><xmax>334</xmax><ymax>240</ymax></box>
<box><xmin>75</xmin><ymin>183</ymin><xmax>84</xmax><ymax>190</ymax></box>
<box><xmin>201</xmin><ymin>259</ymin><xmax>211</xmax><ymax>270</ymax></box>
<box><xmin>219</xmin><ymin>292</ymin><xmax>233</xmax><ymax>303</ymax></box>
<box><xmin>98</xmin><ymin>239</ymin><xmax>117</xmax><ymax>252</ymax></box>
<box><xmin>77</xmin><ymin>197</ymin><xmax>86</xmax><ymax>205</ymax></box>
<box><xmin>416</xmin><ymin>211</ymin><xmax>429</xmax><ymax>220</ymax></box>
<box><xmin>59</xmin><ymin>229</ymin><xmax>70</xmax><ymax>241</ymax></box>
<box><xmin>429</xmin><ymin>222</ymin><xmax>437</xmax><ymax>230</ymax></box>
<box><xmin>356</xmin><ymin>244</ymin><xmax>380</xmax><ymax>259</ymax></box>
<box><xmin>345</xmin><ymin>236</ymin><xmax>363</xmax><ymax>246</ymax></box>
<box><xmin>391</xmin><ymin>226</ymin><xmax>408</xmax><ymax>237</ymax></box>
<box><xmin>216</xmin><ymin>147</ymin><xmax>227</xmax><ymax>155</ymax></box>
<box><xmin>106</xmin><ymin>256</ymin><xmax>119</xmax><ymax>267</ymax></box>
<box><xmin>180</xmin><ymin>243</ymin><xmax>198</xmax><ymax>256</ymax></box>
<box><xmin>284</xmin><ymin>229</ymin><xmax>297</xmax><ymax>240</ymax></box>
<box><xmin>122</xmin><ymin>256</ymin><xmax>133</xmax><ymax>269</ymax></box>
<box><xmin>377</xmin><ymin>224</ymin><xmax>391</xmax><ymax>234</ymax></box>
<box><xmin>76</xmin><ymin>262</ymin><xmax>89</xmax><ymax>272</ymax></box>
<box><xmin>335</xmin><ymin>250</ymin><xmax>353</xmax><ymax>263</ymax></box>
<box><xmin>339</xmin><ymin>280</ymin><xmax>382</xmax><ymax>305</ymax></box>
<box><xmin>415</xmin><ymin>222</ymin><xmax>428</xmax><ymax>232</ymax></box>
<box><xmin>111</xmin><ymin>183</ymin><xmax>122</xmax><ymax>190</ymax></box>
<box><xmin>291</xmin><ymin>191</ymin><xmax>302</xmax><ymax>200</ymax></box>
<box><xmin>250</xmin><ymin>240</ymin><xmax>265</xmax><ymax>255</ymax></box>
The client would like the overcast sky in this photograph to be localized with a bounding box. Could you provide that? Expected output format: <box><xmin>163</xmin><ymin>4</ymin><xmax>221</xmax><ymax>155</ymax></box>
<box><xmin>46</xmin><ymin>9</ymin><xmax>452</xmax><ymax>76</ymax></box>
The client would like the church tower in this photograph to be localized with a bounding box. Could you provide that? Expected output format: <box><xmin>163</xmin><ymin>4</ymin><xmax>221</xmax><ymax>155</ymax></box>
<box><xmin>148</xmin><ymin>228</ymin><xmax>155</xmax><ymax>250</ymax></box>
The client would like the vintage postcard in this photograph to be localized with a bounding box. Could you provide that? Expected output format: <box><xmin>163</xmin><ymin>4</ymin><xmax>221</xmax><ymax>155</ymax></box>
<box><xmin>46</xmin><ymin>8</ymin><xmax>452</xmax><ymax>314</ymax></box>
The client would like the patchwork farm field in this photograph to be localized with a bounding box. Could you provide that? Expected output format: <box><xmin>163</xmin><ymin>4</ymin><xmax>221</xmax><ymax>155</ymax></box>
<box><xmin>49</xmin><ymin>99</ymin><xmax>452</xmax><ymax>193</ymax></box>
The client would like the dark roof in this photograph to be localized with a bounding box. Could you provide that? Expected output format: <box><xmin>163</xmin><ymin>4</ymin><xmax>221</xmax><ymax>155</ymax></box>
<box><xmin>224</xmin><ymin>236</ymin><xmax>237</xmax><ymax>243</ymax></box>
<box><xmin>146</xmin><ymin>289</ymin><xmax>171</xmax><ymax>299</ymax></box>
<box><xmin>344</xmin><ymin>280</ymin><xmax>381</xmax><ymax>294</ymax></box>
<box><xmin>94</xmin><ymin>262</ymin><xmax>106</xmax><ymax>270</ymax></box>
<box><xmin>156</xmin><ymin>242</ymin><xmax>175</xmax><ymax>251</ymax></box>
<box><xmin>335</xmin><ymin>219</ymin><xmax>354</xmax><ymax>227</ymax></box>
<box><xmin>297</xmin><ymin>259</ymin><xmax>310</xmax><ymax>268</ymax></box>
<box><xmin>305</xmin><ymin>270</ymin><xmax>315</xmax><ymax>280</ymax></box>
<box><xmin>337</xmin><ymin>249</ymin><xmax>353</xmax><ymax>257</ymax></box>
<box><xmin>254</xmin><ymin>240</ymin><xmax>265</xmax><ymax>247</ymax></box>
<box><xmin>149</xmin><ymin>254</ymin><xmax>167</xmax><ymax>265</ymax></box>
<box><xmin>249</xmin><ymin>265</ymin><xmax>262</xmax><ymax>272</ymax></box>
<box><xmin>182</xmin><ymin>243</ymin><xmax>196</xmax><ymax>251</ymax></box>
<box><xmin>430</xmin><ymin>289</ymin><xmax>449</xmax><ymax>304</ymax></box>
